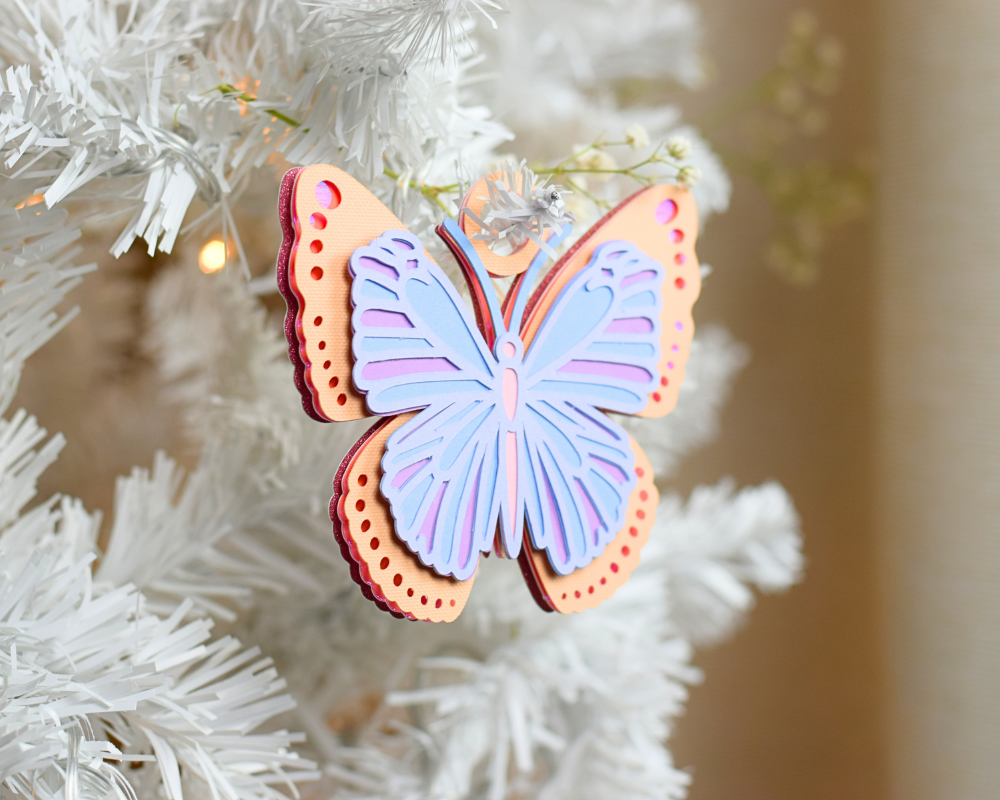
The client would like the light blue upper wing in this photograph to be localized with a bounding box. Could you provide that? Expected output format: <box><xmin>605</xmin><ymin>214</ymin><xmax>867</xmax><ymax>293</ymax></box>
<box><xmin>522</xmin><ymin>240</ymin><xmax>665</xmax><ymax>415</ymax></box>
<box><xmin>350</xmin><ymin>230</ymin><xmax>498</xmax><ymax>415</ymax></box>
<box><xmin>349</xmin><ymin>230</ymin><xmax>507</xmax><ymax>580</ymax></box>
<box><xmin>519</xmin><ymin>241</ymin><xmax>665</xmax><ymax>573</ymax></box>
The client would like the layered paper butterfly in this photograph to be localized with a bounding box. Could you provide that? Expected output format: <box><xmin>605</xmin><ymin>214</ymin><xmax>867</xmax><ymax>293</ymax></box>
<box><xmin>277</xmin><ymin>165</ymin><xmax>700</xmax><ymax>622</ymax></box>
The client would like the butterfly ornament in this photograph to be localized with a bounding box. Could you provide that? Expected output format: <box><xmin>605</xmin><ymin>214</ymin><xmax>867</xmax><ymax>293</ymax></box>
<box><xmin>277</xmin><ymin>165</ymin><xmax>700</xmax><ymax>622</ymax></box>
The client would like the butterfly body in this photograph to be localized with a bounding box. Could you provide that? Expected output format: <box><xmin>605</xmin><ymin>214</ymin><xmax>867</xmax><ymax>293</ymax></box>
<box><xmin>278</xmin><ymin>164</ymin><xmax>699</xmax><ymax>621</ymax></box>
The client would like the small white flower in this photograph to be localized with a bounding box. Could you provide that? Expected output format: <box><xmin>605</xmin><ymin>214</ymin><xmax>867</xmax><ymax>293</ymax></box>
<box><xmin>817</xmin><ymin>37</ymin><xmax>844</xmax><ymax>69</ymax></box>
<box><xmin>799</xmin><ymin>107</ymin><xmax>828</xmax><ymax>136</ymax></box>
<box><xmin>573</xmin><ymin>146</ymin><xmax>618</xmax><ymax>174</ymax></box>
<box><xmin>789</xmin><ymin>9</ymin><xmax>818</xmax><ymax>40</ymax></box>
<box><xmin>677</xmin><ymin>164</ymin><xmax>702</xmax><ymax>188</ymax></box>
<box><xmin>625</xmin><ymin>124</ymin><xmax>650</xmax><ymax>150</ymax></box>
<box><xmin>571</xmin><ymin>147</ymin><xmax>618</xmax><ymax>182</ymax></box>
<box><xmin>665</xmin><ymin>136</ymin><xmax>692</xmax><ymax>161</ymax></box>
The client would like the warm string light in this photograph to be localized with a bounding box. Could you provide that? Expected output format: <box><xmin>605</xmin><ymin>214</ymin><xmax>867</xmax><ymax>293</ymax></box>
<box><xmin>199</xmin><ymin>239</ymin><xmax>227</xmax><ymax>273</ymax></box>
<box><xmin>14</xmin><ymin>194</ymin><xmax>44</xmax><ymax>210</ymax></box>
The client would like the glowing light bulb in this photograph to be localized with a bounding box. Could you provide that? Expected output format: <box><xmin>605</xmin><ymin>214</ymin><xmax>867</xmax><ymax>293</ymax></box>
<box><xmin>14</xmin><ymin>193</ymin><xmax>44</xmax><ymax>210</ymax></box>
<box><xmin>199</xmin><ymin>239</ymin><xmax>227</xmax><ymax>273</ymax></box>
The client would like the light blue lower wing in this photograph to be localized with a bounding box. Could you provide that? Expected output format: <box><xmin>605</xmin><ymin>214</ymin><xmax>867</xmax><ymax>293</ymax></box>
<box><xmin>520</xmin><ymin>398</ymin><xmax>636</xmax><ymax>574</ymax></box>
<box><xmin>381</xmin><ymin>400</ymin><xmax>504</xmax><ymax>580</ymax></box>
<box><xmin>350</xmin><ymin>230</ymin><xmax>497</xmax><ymax>415</ymax></box>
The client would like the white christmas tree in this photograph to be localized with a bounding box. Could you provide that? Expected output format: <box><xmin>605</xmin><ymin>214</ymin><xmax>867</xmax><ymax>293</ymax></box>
<box><xmin>0</xmin><ymin>2</ymin><xmax>803</xmax><ymax>799</ymax></box>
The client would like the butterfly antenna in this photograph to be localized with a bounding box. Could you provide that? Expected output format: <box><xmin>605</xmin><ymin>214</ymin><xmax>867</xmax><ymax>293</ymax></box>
<box><xmin>440</xmin><ymin>217</ymin><xmax>507</xmax><ymax>338</ymax></box>
<box><xmin>506</xmin><ymin>223</ymin><xmax>573</xmax><ymax>334</ymax></box>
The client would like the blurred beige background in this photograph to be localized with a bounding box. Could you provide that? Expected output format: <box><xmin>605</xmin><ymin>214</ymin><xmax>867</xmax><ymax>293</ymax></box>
<box><xmin>15</xmin><ymin>1</ymin><xmax>1000</xmax><ymax>798</ymax></box>
<box><xmin>675</xmin><ymin>2</ymin><xmax>1000</xmax><ymax>800</ymax></box>
<box><xmin>669</xmin><ymin>1</ymin><xmax>883</xmax><ymax>799</ymax></box>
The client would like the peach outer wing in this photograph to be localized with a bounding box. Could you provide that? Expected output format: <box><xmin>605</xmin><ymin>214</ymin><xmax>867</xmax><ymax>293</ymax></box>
<box><xmin>334</xmin><ymin>413</ymin><xmax>475</xmax><ymax>622</ymax></box>
<box><xmin>519</xmin><ymin>184</ymin><xmax>700</xmax><ymax>417</ymax></box>
<box><xmin>279</xmin><ymin>164</ymin><xmax>429</xmax><ymax>422</ymax></box>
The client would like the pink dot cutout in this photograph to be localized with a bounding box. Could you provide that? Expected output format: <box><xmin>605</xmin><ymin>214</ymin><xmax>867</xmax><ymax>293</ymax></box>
<box><xmin>655</xmin><ymin>198</ymin><xmax>678</xmax><ymax>225</ymax></box>
<box><xmin>315</xmin><ymin>180</ymin><xmax>341</xmax><ymax>209</ymax></box>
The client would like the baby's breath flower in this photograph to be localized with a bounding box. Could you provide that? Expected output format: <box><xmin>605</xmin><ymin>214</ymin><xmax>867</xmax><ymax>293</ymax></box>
<box><xmin>625</xmin><ymin>124</ymin><xmax>650</xmax><ymax>150</ymax></box>
<box><xmin>665</xmin><ymin>136</ymin><xmax>692</xmax><ymax>160</ymax></box>
<box><xmin>677</xmin><ymin>164</ymin><xmax>702</xmax><ymax>188</ymax></box>
<box><xmin>775</xmin><ymin>81</ymin><xmax>805</xmax><ymax>114</ymax></box>
<box><xmin>799</xmin><ymin>107</ymin><xmax>827</xmax><ymax>136</ymax></box>
<box><xmin>817</xmin><ymin>37</ymin><xmax>844</xmax><ymax>69</ymax></box>
<box><xmin>573</xmin><ymin>147</ymin><xmax>618</xmax><ymax>179</ymax></box>
<box><xmin>789</xmin><ymin>9</ymin><xmax>818</xmax><ymax>39</ymax></box>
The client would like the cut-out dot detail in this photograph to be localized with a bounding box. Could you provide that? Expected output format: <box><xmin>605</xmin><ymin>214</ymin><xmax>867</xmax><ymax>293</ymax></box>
<box><xmin>588</xmin><ymin>585</ymin><xmax>595</xmax><ymax>594</ymax></box>
<box><xmin>610</xmin><ymin>562</ymin><xmax>619</xmax><ymax>573</ymax></box>
<box><xmin>675</xmin><ymin>321</ymin><xmax>684</xmax><ymax>331</ymax></box>
<box><xmin>408</xmin><ymin>588</ymin><xmax>414</xmax><ymax>597</ymax></box>
<box><xmin>652</xmin><ymin>392</ymin><xmax>662</xmax><ymax>402</ymax></box>
<box><xmin>421</xmin><ymin>596</ymin><xmax>428</xmax><ymax>605</ymax></box>
<box><xmin>315</xmin><ymin>180</ymin><xmax>341</xmax><ymax>209</ymax></box>
<box><xmin>668</xmin><ymin>362</ymin><xmax>675</xmax><ymax>370</ymax></box>
<box><xmin>318</xmin><ymin>341</ymin><xmax>326</xmax><ymax>350</ymax></box>
<box><xmin>629</xmin><ymin>526</ymin><xmax>638</xmax><ymax>536</ymax></box>
<box><xmin>379</xmin><ymin>557</ymin><xmax>389</xmax><ymax>570</ymax></box>
<box><xmin>635</xmin><ymin>467</ymin><xmax>644</xmax><ymax>477</ymax></box>
<box><xmin>675</xmin><ymin>277</ymin><xmax>686</xmax><ymax>289</ymax></box>
<box><xmin>311</xmin><ymin>266</ymin><xmax>323</xmax><ymax>280</ymax></box>
<box><xmin>358</xmin><ymin>474</ymin><xmax>367</xmax><ymax>486</ymax></box>
<box><xmin>574</xmin><ymin>590</ymin><xmax>581</xmax><ymax>598</ymax></box>
<box><xmin>314</xmin><ymin>315</ymin><xmax>322</xmax><ymax>326</ymax></box>
<box><xmin>600</xmin><ymin>577</ymin><xmax>607</xmax><ymax>585</ymax></box>
<box><xmin>636</xmin><ymin>509</ymin><xmax>646</xmax><ymax>520</ymax></box>
<box><xmin>640</xmin><ymin>490</ymin><xmax>649</xmax><ymax>502</ymax></box>
<box><xmin>450</xmin><ymin>599</ymin><xmax>456</xmax><ymax>606</ymax></box>
<box><xmin>656</xmin><ymin>198</ymin><xmax>678</xmax><ymax>224</ymax></box>
<box><xmin>361</xmin><ymin>519</ymin><xmax>371</xmax><ymax>532</ymax></box>
<box><xmin>435</xmin><ymin>599</ymin><xmax>442</xmax><ymax>609</ymax></box>
<box><xmin>675</xmin><ymin>253</ymin><xmax>686</xmax><ymax>265</ymax></box>
<box><xmin>562</xmin><ymin>593</ymin><xmax>567</xmax><ymax>599</ymax></box>
<box><xmin>661</xmin><ymin>377</ymin><xmax>669</xmax><ymax>386</ymax></box>
<box><xmin>672</xmin><ymin>344</ymin><xmax>679</xmax><ymax>353</ymax></box>
<box><xmin>310</xmin><ymin>212</ymin><xmax>327</xmax><ymax>229</ymax></box>
<box><xmin>370</xmin><ymin>537</ymin><xmax>379</xmax><ymax>550</ymax></box>
<box><xmin>394</xmin><ymin>573</ymin><xmax>403</xmax><ymax>586</ymax></box>
<box><xmin>329</xmin><ymin>376</ymin><xmax>339</xmax><ymax>388</ymax></box>
<box><xmin>323</xmin><ymin>360</ymin><xmax>331</xmax><ymax>369</ymax></box>
<box><xmin>622</xmin><ymin>545</ymin><xmax>631</xmax><ymax>556</ymax></box>
<box><xmin>356</xmin><ymin>499</ymin><xmax>365</xmax><ymax>512</ymax></box>
<box><xmin>310</xmin><ymin>239</ymin><xmax>323</xmax><ymax>254</ymax></box>
<box><xmin>670</xmin><ymin>229</ymin><xmax>684</xmax><ymax>243</ymax></box>
<box><xmin>337</xmin><ymin>394</ymin><xmax>347</xmax><ymax>405</ymax></box>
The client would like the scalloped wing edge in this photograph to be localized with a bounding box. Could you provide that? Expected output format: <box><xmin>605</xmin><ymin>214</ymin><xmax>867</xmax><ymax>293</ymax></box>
<box><xmin>333</xmin><ymin>413</ymin><xmax>476</xmax><ymax>622</ymax></box>
<box><xmin>518</xmin><ymin>433</ymin><xmax>658</xmax><ymax>613</ymax></box>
